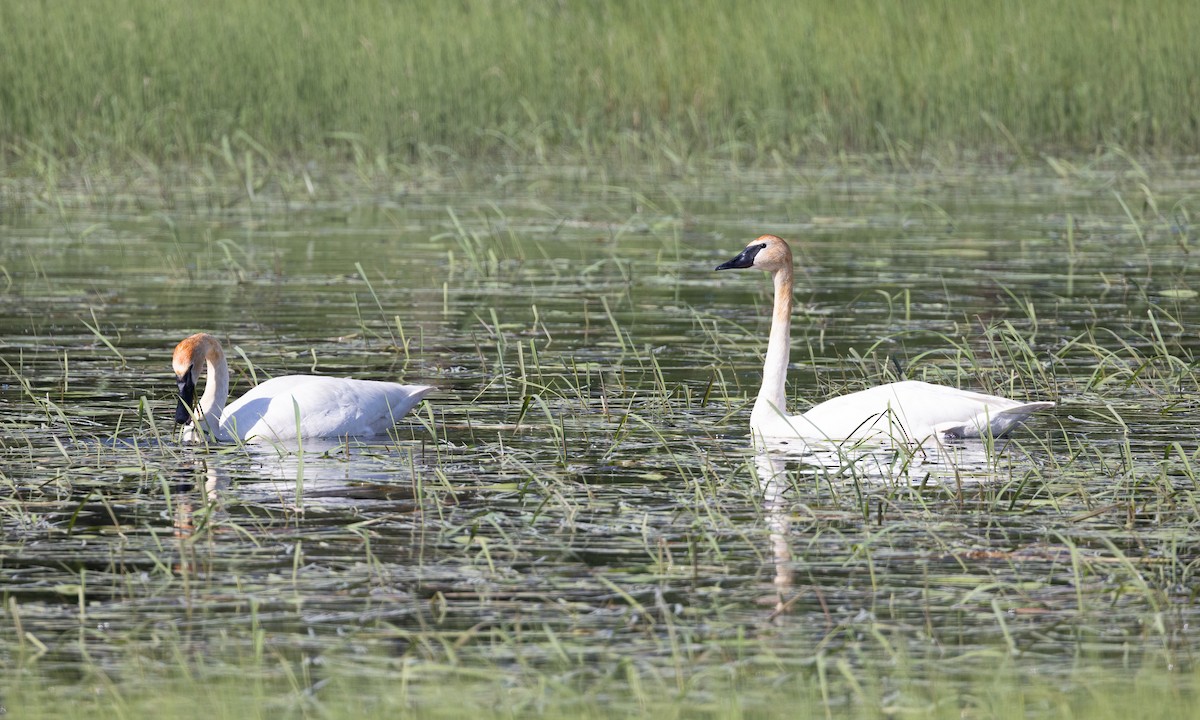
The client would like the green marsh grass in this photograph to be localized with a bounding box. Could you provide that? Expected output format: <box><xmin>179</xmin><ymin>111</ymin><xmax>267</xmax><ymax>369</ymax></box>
<box><xmin>2</xmin><ymin>0</ymin><xmax>1200</xmax><ymax>168</ymax></box>
<box><xmin>3</xmin><ymin>655</ymin><xmax>1196</xmax><ymax>719</ymax></box>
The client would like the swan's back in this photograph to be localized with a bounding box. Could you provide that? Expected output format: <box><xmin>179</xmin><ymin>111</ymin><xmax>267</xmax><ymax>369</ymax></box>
<box><xmin>221</xmin><ymin>376</ymin><xmax>434</xmax><ymax>442</ymax></box>
<box><xmin>757</xmin><ymin>380</ymin><xmax>1053</xmax><ymax>442</ymax></box>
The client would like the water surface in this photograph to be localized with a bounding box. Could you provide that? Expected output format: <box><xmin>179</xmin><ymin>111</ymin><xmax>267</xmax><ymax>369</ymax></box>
<box><xmin>2</xmin><ymin>159</ymin><xmax>1199</xmax><ymax>713</ymax></box>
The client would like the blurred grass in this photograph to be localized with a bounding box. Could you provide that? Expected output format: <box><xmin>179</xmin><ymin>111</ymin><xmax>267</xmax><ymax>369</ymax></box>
<box><xmin>1</xmin><ymin>0</ymin><xmax>1197</xmax><ymax>165</ymax></box>
<box><xmin>3</xmin><ymin>652</ymin><xmax>1196</xmax><ymax>719</ymax></box>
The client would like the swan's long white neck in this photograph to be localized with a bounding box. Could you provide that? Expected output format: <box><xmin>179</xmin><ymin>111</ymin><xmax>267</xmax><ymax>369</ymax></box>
<box><xmin>196</xmin><ymin>348</ymin><xmax>229</xmax><ymax>438</ymax></box>
<box><xmin>753</xmin><ymin>263</ymin><xmax>792</xmax><ymax>425</ymax></box>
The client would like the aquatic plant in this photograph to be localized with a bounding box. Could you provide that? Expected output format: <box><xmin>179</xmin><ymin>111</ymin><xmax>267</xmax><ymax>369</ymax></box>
<box><xmin>0</xmin><ymin>0</ymin><xmax>1197</xmax><ymax>168</ymax></box>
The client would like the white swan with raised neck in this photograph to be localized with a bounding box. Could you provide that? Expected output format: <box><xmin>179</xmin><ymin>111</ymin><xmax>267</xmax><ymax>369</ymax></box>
<box><xmin>172</xmin><ymin>333</ymin><xmax>433</xmax><ymax>443</ymax></box>
<box><xmin>715</xmin><ymin>235</ymin><xmax>1054</xmax><ymax>443</ymax></box>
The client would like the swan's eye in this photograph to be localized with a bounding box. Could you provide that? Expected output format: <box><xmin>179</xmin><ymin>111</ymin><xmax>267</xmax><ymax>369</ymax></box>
<box><xmin>758</xmin><ymin>243</ymin><xmax>768</xmax><ymax>250</ymax></box>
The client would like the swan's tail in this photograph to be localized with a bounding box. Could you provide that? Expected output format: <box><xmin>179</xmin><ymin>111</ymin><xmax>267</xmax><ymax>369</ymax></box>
<box><xmin>938</xmin><ymin>401</ymin><xmax>1056</xmax><ymax>439</ymax></box>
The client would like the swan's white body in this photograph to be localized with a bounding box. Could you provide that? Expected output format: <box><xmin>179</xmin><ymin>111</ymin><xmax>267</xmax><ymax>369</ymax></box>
<box><xmin>716</xmin><ymin>236</ymin><xmax>1054</xmax><ymax>443</ymax></box>
<box><xmin>754</xmin><ymin>379</ymin><xmax>1052</xmax><ymax>442</ymax></box>
<box><xmin>172</xmin><ymin>333</ymin><xmax>433</xmax><ymax>443</ymax></box>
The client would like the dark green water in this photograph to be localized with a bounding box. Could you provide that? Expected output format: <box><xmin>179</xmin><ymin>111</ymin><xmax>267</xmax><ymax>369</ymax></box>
<box><xmin>1</xmin><ymin>161</ymin><xmax>1199</xmax><ymax>714</ymax></box>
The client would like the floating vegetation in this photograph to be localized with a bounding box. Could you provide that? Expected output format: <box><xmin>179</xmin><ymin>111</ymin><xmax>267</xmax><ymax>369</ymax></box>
<box><xmin>2</xmin><ymin>160</ymin><xmax>1200</xmax><ymax>716</ymax></box>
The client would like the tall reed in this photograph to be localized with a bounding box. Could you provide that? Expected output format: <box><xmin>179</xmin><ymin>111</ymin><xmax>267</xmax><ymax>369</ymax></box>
<box><xmin>1</xmin><ymin>0</ymin><xmax>1196</xmax><ymax>164</ymax></box>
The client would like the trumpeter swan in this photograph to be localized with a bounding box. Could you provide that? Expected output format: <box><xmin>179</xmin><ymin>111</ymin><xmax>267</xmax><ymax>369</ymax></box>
<box><xmin>715</xmin><ymin>235</ymin><xmax>1054</xmax><ymax>443</ymax></box>
<box><xmin>172</xmin><ymin>333</ymin><xmax>433</xmax><ymax>443</ymax></box>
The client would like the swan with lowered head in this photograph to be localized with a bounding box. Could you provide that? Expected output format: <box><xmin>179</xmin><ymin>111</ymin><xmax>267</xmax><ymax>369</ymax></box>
<box><xmin>172</xmin><ymin>333</ymin><xmax>433</xmax><ymax>443</ymax></box>
<box><xmin>715</xmin><ymin>235</ymin><xmax>1054</xmax><ymax>443</ymax></box>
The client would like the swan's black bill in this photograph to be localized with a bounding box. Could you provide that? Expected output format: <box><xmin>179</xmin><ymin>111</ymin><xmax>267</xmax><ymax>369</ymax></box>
<box><xmin>175</xmin><ymin>370</ymin><xmax>195</xmax><ymax>424</ymax></box>
<box><xmin>715</xmin><ymin>243</ymin><xmax>765</xmax><ymax>271</ymax></box>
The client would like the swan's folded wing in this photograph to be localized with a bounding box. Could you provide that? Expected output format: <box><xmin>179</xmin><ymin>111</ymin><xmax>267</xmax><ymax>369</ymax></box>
<box><xmin>934</xmin><ymin>401</ymin><xmax>1057</xmax><ymax>439</ymax></box>
<box><xmin>765</xmin><ymin>381</ymin><xmax>1053</xmax><ymax>442</ymax></box>
<box><xmin>220</xmin><ymin>376</ymin><xmax>433</xmax><ymax>441</ymax></box>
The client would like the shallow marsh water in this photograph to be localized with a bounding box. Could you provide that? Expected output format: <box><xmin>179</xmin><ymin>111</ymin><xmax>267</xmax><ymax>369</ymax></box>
<box><xmin>2</xmin><ymin>159</ymin><xmax>1200</xmax><ymax>716</ymax></box>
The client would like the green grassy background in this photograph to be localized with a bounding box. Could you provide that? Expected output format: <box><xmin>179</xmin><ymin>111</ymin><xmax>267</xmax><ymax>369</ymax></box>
<box><xmin>2</xmin><ymin>1</ymin><xmax>1197</xmax><ymax>162</ymax></box>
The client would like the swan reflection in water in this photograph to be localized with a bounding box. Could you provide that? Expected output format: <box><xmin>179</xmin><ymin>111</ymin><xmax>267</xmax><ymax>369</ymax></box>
<box><xmin>756</xmin><ymin>450</ymin><xmax>793</xmax><ymax>615</ymax></box>
<box><xmin>170</xmin><ymin>436</ymin><xmax>429</xmax><ymax>539</ymax></box>
<box><xmin>753</xmin><ymin>435</ymin><xmax>1023</xmax><ymax>617</ymax></box>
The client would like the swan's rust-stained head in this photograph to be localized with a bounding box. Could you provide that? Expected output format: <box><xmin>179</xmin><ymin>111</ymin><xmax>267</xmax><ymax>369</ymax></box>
<box><xmin>172</xmin><ymin>333</ymin><xmax>224</xmax><ymax>425</ymax></box>
<box><xmin>172</xmin><ymin>333</ymin><xmax>223</xmax><ymax>378</ymax></box>
<box><xmin>715</xmin><ymin>234</ymin><xmax>793</xmax><ymax>273</ymax></box>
